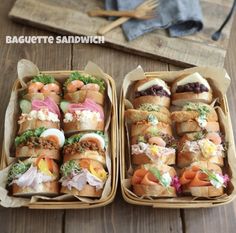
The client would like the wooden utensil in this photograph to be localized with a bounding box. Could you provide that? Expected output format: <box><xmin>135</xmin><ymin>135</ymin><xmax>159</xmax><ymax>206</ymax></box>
<box><xmin>97</xmin><ymin>0</ymin><xmax>159</xmax><ymax>35</ymax></box>
<box><xmin>88</xmin><ymin>9</ymin><xmax>158</xmax><ymax>20</ymax></box>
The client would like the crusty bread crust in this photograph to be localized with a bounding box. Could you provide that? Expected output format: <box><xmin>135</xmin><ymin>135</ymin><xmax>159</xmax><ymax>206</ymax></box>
<box><xmin>171</xmin><ymin>108</ymin><xmax>218</xmax><ymax>123</ymax></box>
<box><xmin>125</xmin><ymin>109</ymin><xmax>171</xmax><ymax>124</ymax></box>
<box><xmin>12</xmin><ymin>181</ymin><xmax>59</xmax><ymax>196</ymax></box>
<box><xmin>131</xmin><ymin>122</ymin><xmax>172</xmax><ymax>137</ymax></box>
<box><xmin>64</xmin><ymin>90</ymin><xmax>104</xmax><ymax>105</ymax></box>
<box><xmin>133</xmin><ymin>96</ymin><xmax>170</xmax><ymax>108</ymax></box>
<box><xmin>15</xmin><ymin>146</ymin><xmax>60</xmax><ymax>160</ymax></box>
<box><xmin>172</xmin><ymin>92</ymin><xmax>213</xmax><ymax>106</ymax></box>
<box><xmin>18</xmin><ymin>119</ymin><xmax>60</xmax><ymax>135</ymax></box>
<box><xmin>132</xmin><ymin>152</ymin><xmax>175</xmax><ymax>165</ymax></box>
<box><xmin>176</xmin><ymin>121</ymin><xmax>220</xmax><ymax>135</ymax></box>
<box><xmin>189</xmin><ymin>186</ymin><xmax>224</xmax><ymax>197</ymax></box>
<box><xmin>63</xmin><ymin>119</ymin><xmax>104</xmax><ymax>134</ymax></box>
<box><xmin>63</xmin><ymin>150</ymin><xmax>106</xmax><ymax>165</ymax></box>
<box><xmin>177</xmin><ymin>151</ymin><xmax>224</xmax><ymax>168</ymax></box>
<box><xmin>23</xmin><ymin>93</ymin><xmax>61</xmax><ymax>105</ymax></box>
<box><xmin>132</xmin><ymin>184</ymin><xmax>176</xmax><ymax>197</ymax></box>
<box><xmin>60</xmin><ymin>185</ymin><xmax>102</xmax><ymax>197</ymax></box>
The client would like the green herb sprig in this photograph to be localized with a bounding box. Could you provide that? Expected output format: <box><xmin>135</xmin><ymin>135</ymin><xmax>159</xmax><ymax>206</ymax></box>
<box><xmin>60</xmin><ymin>160</ymin><xmax>81</xmax><ymax>177</ymax></box>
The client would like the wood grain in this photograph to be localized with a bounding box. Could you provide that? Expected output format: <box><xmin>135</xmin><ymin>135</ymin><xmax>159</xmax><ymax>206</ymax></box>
<box><xmin>8</xmin><ymin>0</ymin><xmax>235</xmax><ymax>67</ymax></box>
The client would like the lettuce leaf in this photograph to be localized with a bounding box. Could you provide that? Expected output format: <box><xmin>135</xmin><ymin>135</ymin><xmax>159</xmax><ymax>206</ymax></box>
<box><xmin>15</xmin><ymin>127</ymin><xmax>46</xmax><ymax>146</ymax></box>
<box><xmin>60</xmin><ymin>160</ymin><xmax>81</xmax><ymax>177</ymax></box>
<box><xmin>32</xmin><ymin>74</ymin><xmax>56</xmax><ymax>84</ymax></box>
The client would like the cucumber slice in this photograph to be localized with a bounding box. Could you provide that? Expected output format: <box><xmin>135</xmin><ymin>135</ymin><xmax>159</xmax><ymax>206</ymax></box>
<box><xmin>20</xmin><ymin>99</ymin><xmax>32</xmax><ymax>113</ymax></box>
<box><xmin>60</xmin><ymin>100</ymin><xmax>70</xmax><ymax>113</ymax></box>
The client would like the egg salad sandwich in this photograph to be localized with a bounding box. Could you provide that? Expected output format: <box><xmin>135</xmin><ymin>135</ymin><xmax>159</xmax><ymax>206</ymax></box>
<box><xmin>15</xmin><ymin>127</ymin><xmax>65</xmax><ymax>160</ymax></box>
<box><xmin>132</xmin><ymin>78</ymin><xmax>171</xmax><ymax>108</ymax></box>
<box><xmin>171</xmin><ymin>72</ymin><xmax>213</xmax><ymax>106</ymax></box>
<box><xmin>171</xmin><ymin>102</ymin><xmax>219</xmax><ymax>135</ymax></box>
<box><xmin>131</xmin><ymin>164</ymin><xmax>180</xmax><ymax>197</ymax></box>
<box><xmin>24</xmin><ymin>74</ymin><xmax>62</xmax><ymax>104</ymax></box>
<box><xmin>60</xmin><ymin>98</ymin><xmax>104</xmax><ymax>134</ymax></box>
<box><xmin>177</xmin><ymin>131</ymin><xmax>225</xmax><ymax>168</ymax></box>
<box><xmin>8</xmin><ymin>157</ymin><xmax>59</xmax><ymax>196</ymax></box>
<box><xmin>179</xmin><ymin>161</ymin><xmax>229</xmax><ymax>197</ymax></box>
<box><xmin>63</xmin><ymin>71</ymin><xmax>105</xmax><ymax>106</ymax></box>
<box><xmin>18</xmin><ymin>97</ymin><xmax>61</xmax><ymax>134</ymax></box>
<box><xmin>60</xmin><ymin>159</ymin><xmax>107</xmax><ymax>197</ymax></box>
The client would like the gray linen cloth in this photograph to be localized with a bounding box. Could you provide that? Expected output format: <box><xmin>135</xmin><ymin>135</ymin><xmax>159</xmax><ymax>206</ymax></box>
<box><xmin>105</xmin><ymin>0</ymin><xmax>203</xmax><ymax>41</ymax></box>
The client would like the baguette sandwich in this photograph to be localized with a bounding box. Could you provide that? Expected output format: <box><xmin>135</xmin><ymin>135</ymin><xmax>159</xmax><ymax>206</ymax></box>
<box><xmin>179</xmin><ymin>161</ymin><xmax>229</xmax><ymax>197</ymax></box>
<box><xmin>61</xmin><ymin>98</ymin><xmax>104</xmax><ymax>134</ymax></box>
<box><xmin>23</xmin><ymin>74</ymin><xmax>61</xmax><ymax>104</ymax></box>
<box><xmin>63</xmin><ymin>72</ymin><xmax>105</xmax><ymax>105</ymax></box>
<box><xmin>15</xmin><ymin>127</ymin><xmax>65</xmax><ymax>160</ymax></box>
<box><xmin>131</xmin><ymin>164</ymin><xmax>180</xmax><ymax>197</ymax></box>
<box><xmin>18</xmin><ymin>97</ymin><xmax>61</xmax><ymax>134</ymax></box>
<box><xmin>63</xmin><ymin>132</ymin><xmax>106</xmax><ymax>165</ymax></box>
<box><xmin>171</xmin><ymin>102</ymin><xmax>219</xmax><ymax>135</ymax></box>
<box><xmin>132</xmin><ymin>78</ymin><xmax>171</xmax><ymax>108</ymax></box>
<box><xmin>171</xmin><ymin>72</ymin><xmax>212</xmax><ymax>106</ymax></box>
<box><xmin>177</xmin><ymin>131</ymin><xmax>225</xmax><ymax>167</ymax></box>
<box><xmin>60</xmin><ymin>159</ymin><xmax>107</xmax><ymax>197</ymax></box>
<box><xmin>8</xmin><ymin>157</ymin><xmax>59</xmax><ymax>196</ymax></box>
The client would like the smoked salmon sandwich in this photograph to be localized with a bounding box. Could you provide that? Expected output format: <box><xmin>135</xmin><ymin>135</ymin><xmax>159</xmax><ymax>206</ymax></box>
<box><xmin>132</xmin><ymin>78</ymin><xmax>171</xmax><ymax>108</ymax></box>
<box><xmin>8</xmin><ymin>157</ymin><xmax>59</xmax><ymax>196</ymax></box>
<box><xmin>61</xmin><ymin>98</ymin><xmax>104</xmax><ymax>134</ymax></box>
<box><xmin>15</xmin><ymin>127</ymin><xmax>65</xmax><ymax>160</ymax></box>
<box><xmin>179</xmin><ymin>161</ymin><xmax>229</xmax><ymax>197</ymax></box>
<box><xmin>18</xmin><ymin>97</ymin><xmax>61</xmax><ymax>134</ymax></box>
<box><xmin>171</xmin><ymin>72</ymin><xmax>213</xmax><ymax>106</ymax></box>
<box><xmin>171</xmin><ymin>102</ymin><xmax>219</xmax><ymax>135</ymax></box>
<box><xmin>63</xmin><ymin>72</ymin><xmax>105</xmax><ymax>106</ymax></box>
<box><xmin>131</xmin><ymin>164</ymin><xmax>180</xmax><ymax>197</ymax></box>
<box><xmin>23</xmin><ymin>74</ymin><xmax>62</xmax><ymax>104</ymax></box>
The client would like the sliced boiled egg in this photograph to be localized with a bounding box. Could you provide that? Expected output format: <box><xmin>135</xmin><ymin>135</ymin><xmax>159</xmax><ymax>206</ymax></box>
<box><xmin>40</xmin><ymin>128</ymin><xmax>65</xmax><ymax>147</ymax></box>
<box><xmin>79</xmin><ymin>133</ymin><xmax>105</xmax><ymax>150</ymax></box>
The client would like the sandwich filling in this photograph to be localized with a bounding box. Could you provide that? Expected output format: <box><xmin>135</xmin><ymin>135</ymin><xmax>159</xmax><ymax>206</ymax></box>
<box><xmin>8</xmin><ymin>158</ymin><xmax>58</xmax><ymax>189</ymax></box>
<box><xmin>15</xmin><ymin>127</ymin><xmax>65</xmax><ymax>149</ymax></box>
<box><xmin>135</xmin><ymin>85</ymin><xmax>170</xmax><ymax>98</ymax></box>
<box><xmin>63</xmin><ymin>99</ymin><xmax>104</xmax><ymax>124</ymax></box>
<box><xmin>60</xmin><ymin>160</ymin><xmax>107</xmax><ymax>191</ymax></box>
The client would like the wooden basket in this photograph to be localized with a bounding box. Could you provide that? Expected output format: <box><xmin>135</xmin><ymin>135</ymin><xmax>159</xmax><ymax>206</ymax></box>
<box><xmin>0</xmin><ymin>70</ymin><xmax>118</xmax><ymax>209</ymax></box>
<box><xmin>120</xmin><ymin>68</ymin><xmax>236</xmax><ymax>208</ymax></box>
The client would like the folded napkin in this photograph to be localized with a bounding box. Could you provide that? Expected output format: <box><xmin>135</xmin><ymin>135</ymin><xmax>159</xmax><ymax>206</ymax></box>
<box><xmin>105</xmin><ymin>0</ymin><xmax>203</xmax><ymax>41</ymax></box>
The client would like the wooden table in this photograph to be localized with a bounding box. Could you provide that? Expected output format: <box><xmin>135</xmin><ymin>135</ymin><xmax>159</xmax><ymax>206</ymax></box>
<box><xmin>1</xmin><ymin>0</ymin><xmax>236</xmax><ymax>232</ymax></box>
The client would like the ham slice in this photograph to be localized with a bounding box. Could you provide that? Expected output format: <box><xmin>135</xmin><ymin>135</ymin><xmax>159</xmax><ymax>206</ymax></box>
<box><xmin>12</xmin><ymin>165</ymin><xmax>54</xmax><ymax>189</ymax></box>
<box><xmin>68</xmin><ymin>99</ymin><xmax>104</xmax><ymax>119</ymax></box>
<box><xmin>32</xmin><ymin>97</ymin><xmax>60</xmax><ymax>118</ymax></box>
<box><xmin>60</xmin><ymin>169</ymin><xmax>104</xmax><ymax>191</ymax></box>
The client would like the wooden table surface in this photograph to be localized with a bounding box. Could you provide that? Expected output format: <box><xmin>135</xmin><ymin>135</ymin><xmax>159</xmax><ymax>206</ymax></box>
<box><xmin>1</xmin><ymin>1</ymin><xmax>236</xmax><ymax>232</ymax></box>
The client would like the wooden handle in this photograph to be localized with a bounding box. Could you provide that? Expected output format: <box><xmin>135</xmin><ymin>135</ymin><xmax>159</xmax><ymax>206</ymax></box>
<box><xmin>97</xmin><ymin>17</ymin><xmax>130</xmax><ymax>35</ymax></box>
<box><xmin>88</xmin><ymin>10</ymin><xmax>134</xmax><ymax>17</ymax></box>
